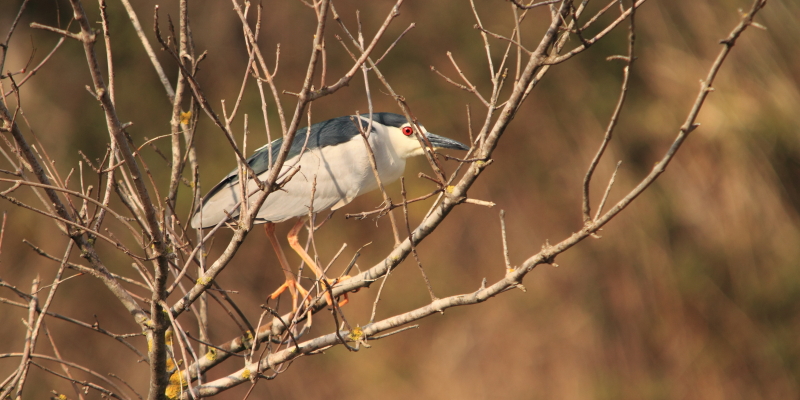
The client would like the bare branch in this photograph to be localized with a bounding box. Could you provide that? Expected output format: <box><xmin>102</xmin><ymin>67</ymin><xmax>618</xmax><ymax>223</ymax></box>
<box><xmin>582</xmin><ymin>3</ymin><xmax>635</xmax><ymax>223</ymax></box>
<box><xmin>546</xmin><ymin>0</ymin><xmax>646</xmax><ymax>65</ymax></box>
<box><xmin>28</xmin><ymin>22</ymin><xmax>81</xmax><ymax>41</ymax></box>
<box><xmin>500</xmin><ymin>210</ymin><xmax>513</xmax><ymax>271</ymax></box>
<box><xmin>401</xmin><ymin>178</ymin><xmax>436</xmax><ymax>301</ymax></box>
<box><xmin>508</xmin><ymin>0</ymin><xmax>561</xmax><ymax>10</ymax></box>
<box><xmin>120</xmin><ymin>0</ymin><xmax>175</xmax><ymax>100</ymax></box>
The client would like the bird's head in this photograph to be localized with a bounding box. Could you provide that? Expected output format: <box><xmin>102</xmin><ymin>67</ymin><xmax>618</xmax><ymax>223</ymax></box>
<box><xmin>368</xmin><ymin>113</ymin><xmax>470</xmax><ymax>159</ymax></box>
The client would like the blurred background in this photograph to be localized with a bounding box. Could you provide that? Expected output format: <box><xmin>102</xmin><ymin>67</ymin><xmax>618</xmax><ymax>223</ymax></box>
<box><xmin>1</xmin><ymin>0</ymin><xmax>798</xmax><ymax>399</ymax></box>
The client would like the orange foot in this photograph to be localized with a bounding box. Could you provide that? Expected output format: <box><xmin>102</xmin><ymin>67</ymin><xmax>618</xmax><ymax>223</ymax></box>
<box><xmin>269</xmin><ymin>278</ymin><xmax>310</xmax><ymax>311</ymax></box>
<box><xmin>271</xmin><ymin>277</ymin><xmax>354</xmax><ymax>309</ymax></box>
<box><xmin>321</xmin><ymin>276</ymin><xmax>352</xmax><ymax>307</ymax></box>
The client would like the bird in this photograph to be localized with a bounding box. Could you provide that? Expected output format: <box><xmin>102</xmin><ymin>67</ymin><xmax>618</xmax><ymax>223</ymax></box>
<box><xmin>190</xmin><ymin>112</ymin><xmax>469</xmax><ymax>309</ymax></box>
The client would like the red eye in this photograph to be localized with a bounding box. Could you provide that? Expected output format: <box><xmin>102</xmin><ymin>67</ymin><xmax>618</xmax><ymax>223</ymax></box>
<box><xmin>402</xmin><ymin>126</ymin><xmax>414</xmax><ymax>136</ymax></box>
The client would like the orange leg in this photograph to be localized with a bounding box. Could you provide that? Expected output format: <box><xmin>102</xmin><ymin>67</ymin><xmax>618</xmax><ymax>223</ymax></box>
<box><xmin>264</xmin><ymin>222</ymin><xmax>308</xmax><ymax>311</ymax></box>
<box><xmin>286</xmin><ymin>218</ymin><xmax>350</xmax><ymax>307</ymax></box>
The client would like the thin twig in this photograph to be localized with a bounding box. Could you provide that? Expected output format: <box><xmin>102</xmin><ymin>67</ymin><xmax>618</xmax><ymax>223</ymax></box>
<box><xmin>8</xmin><ymin>276</ymin><xmax>38</xmax><ymax>399</ymax></box>
<box><xmin>499</xmin><ymin>210</ymin><xmax>513</xmax><ymax>271</ymax></box>
<box><xmin>508</xmin><ymin>0</ymin><xmax>561</xmax><ymax>9</ymax></box>
<box><xmin>594</xmin><ymin>160</ymin><xmax>622</xmax><ymax>223</ymax></box>
<box><xmin>353</xmin><ymin>115</ymin><xmax>402</xmax><ymax>246</ymax></box>
<box><xmin>581</xmin><ymin>0</ymin><xmax>635</xmax><ymax>223</ymax></box>
<box><xmin>119</xmin><ymin>0</ymin><xmax>175</xmax><ymax>100</ymax></box>
<box><xmin>546</xmin><ymin>0</ymin><xmax>645</xmax><ymax>65</ymax></box>
<box><xmin>372</xmin><ymin>23</ymin><xmax>415</xmax><ymax>67</ymax></box>
<box><xmin>474</xmin><ymin>25</ymin><xmax>531</xmax><ymax>54</ymax></box>
<box><xmin>368</xmin><ymin>325</ymin><xmax>419</xmax><ymax>340</ymax></box>
<box><xmin>44</xmin><ymin>323</ymin><xmax>88</xmax><ymax>400</ymax></box>
<box><xmin>28</xmin><ymin>22</ymin><xmax>81</xmax><ymax>40</ymax></box>
<box><xmin>401</xmin><ymin>178</ymin><xmax>436</xmax><ymax>301</ymax></box>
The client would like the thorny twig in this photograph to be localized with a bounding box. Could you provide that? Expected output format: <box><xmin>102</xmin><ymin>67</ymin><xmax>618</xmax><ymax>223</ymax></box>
<box><xmin>582</xmin><ymin>1</ymin><xmax>635</xmax><ymax>224</ymax></box>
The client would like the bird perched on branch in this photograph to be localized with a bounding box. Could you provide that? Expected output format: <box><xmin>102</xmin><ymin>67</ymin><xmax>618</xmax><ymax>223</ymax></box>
<box><xmin>190</xmin><ymin>112</ymin><xmax>469</xmax><ymax>309</ymax></box>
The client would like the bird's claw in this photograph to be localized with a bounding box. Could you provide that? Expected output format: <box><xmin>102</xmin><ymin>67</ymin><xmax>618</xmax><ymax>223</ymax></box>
<box><xmin>321</xmin><ymin>276</ymin><xmax>351</xmax><ymax>307</ymax></box>
<box><xmin>270</xmin><ymin>277</ymin><xmax>353</xmax><ymax>309</ymax></box>
<box><xmin>269</xmin><ymin>279</ymin><xmax>310</xmax><ymax>312</ymax></box>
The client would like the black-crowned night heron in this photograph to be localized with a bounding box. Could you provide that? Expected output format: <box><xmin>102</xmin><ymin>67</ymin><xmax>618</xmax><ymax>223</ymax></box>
<box><xmin>190</xmin><ymin>112</ymin><xmax>468</xmax><ymax>307</ymax></box>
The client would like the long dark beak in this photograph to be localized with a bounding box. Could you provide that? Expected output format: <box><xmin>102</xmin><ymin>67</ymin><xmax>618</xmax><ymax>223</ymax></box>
<box><xmin>425</xmin><ymin>133</ymin><xmax>470</xmax><ymax>151</ymax></box>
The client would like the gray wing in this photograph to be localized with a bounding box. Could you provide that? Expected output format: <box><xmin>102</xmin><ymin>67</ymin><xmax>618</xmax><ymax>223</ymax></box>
<box><xmin>247</xmin><ymin>112</ymin><xmax>406</xmax><ymax>176</ymax></box>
